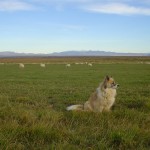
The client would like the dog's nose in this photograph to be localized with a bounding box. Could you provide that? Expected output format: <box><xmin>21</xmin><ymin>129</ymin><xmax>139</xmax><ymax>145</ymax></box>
<box><xmin>117</xmin><ymin>84</ymin><xmax>120</xmax><ymax>87</ymax></box>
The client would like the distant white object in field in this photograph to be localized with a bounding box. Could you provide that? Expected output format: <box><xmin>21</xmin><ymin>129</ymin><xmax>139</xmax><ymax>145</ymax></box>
<box><xmin>40</xmin><ymin>63</ymin><xmax>46</xmax><ymax>67</ymax></box>
<box><xmin>75</xmin><ymin>62</ymin><xmax>79</xmax><ymax>65</ymax></box>
<box><xmin>80</xmin><ymin>62</ymin><xmax>84</xmax><ymax>65</ymax></box>
<box><xmin>66</xmin><ymin>64</ymin><xmax>71</xmax><ymax>67</ymax></box>
<box><xmin>75</xmin><ymin>62</ymin><xmax>85</xmax><ymax>65</ymax></box>
<box><xmin>19</xmin><ymin>63</ymin><xmax>24</xmax><ymax>68</ymax></box>
<box><xmin>145</xmin><ymin>62</ymin><xmax>150</xmax><ymax>64</ymax></box>
<box><xmin>88</xmin><ymin>63</ymin><xmax>92</xmax><ymax>66</ymax></box>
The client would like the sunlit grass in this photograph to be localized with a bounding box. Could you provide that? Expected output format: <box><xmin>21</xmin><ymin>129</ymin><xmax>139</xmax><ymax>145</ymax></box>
<box><xmin>0</xmin><ymin>61</ymin><xmax>150</xmax><ymax>149</ymax></box>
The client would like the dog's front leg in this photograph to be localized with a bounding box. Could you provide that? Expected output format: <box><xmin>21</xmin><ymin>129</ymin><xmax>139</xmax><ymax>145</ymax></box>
<box><xmin>104</xmin><ymin>107</ymin><xmax>111</xmax><ymax>112</ymax></box>
<box><xmin>97</xmin><ymin>106</ymin><xmax>104</xmax><ymax>112</ymax></box>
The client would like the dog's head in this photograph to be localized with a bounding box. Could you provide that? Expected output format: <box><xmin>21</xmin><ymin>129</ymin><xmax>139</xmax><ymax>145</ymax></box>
<box><xmin>103</xmin><ymin>75</ymin><xmax>119</xmax><ymax>89</ymax></box>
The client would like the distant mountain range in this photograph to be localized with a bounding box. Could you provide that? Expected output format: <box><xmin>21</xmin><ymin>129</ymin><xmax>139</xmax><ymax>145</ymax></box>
<box><xmin>0</xmin><ymin>51</ymin><xmax>149</xmax><ymax>57</ymax></box>
<box><xmin>50</xmin><ymin>51</ymin><xmax>150</xmax><ymax>56</ymax></box>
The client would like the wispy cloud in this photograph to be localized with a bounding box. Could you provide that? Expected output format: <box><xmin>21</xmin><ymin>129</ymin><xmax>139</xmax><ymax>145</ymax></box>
<box><xmin>0</xmin><ymin>0</ymin><xmax>35</xmax><ymax>11</ymax></box>
<box><xmin>32</xmin><ymin>0</ymin><xmax>93</xmax><ymax>3</ymax></box>
<box><xmin>33</xmin><ymin>0</ymin><xmax>150</xmax><ymax>16</ymax></box>
<box><xmin>83</xmin><ymin>2</ymin><xmax>150</xmax><ymax>16</ymax></box>
<box><xmin>1</xmin><ymin>0</ymin><xmax>150</xmax><ymax>16</ymax></box>
<box><xmin>0</xmin><ymin>0</ymin><xmax>93</xmax><ymax>12</ymax></box>
<box><xmin>49</xmin><ymin>23</ymin><xmax>86</xmax><ymax>31</ymax></box>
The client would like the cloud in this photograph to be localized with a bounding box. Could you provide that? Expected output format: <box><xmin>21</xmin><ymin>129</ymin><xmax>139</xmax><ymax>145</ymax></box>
<box><xmin>0</xmin><ymin>0</ymin><xmax>94</xmax><ymax>12</ymax></box>
<box><xmin>83</xmin><ymin>2</ymin><xmax>150</xmax><ymax>15</ymax></box>
<box><xmin>1</xmin><ymin>0</ymin><xmax>150</xmax><ymax>15</ymax></box>
<box><xmin>33</xmin><ymin>0</ymin><xmax>150</xmax><ymax>16</ymax></box>
<box><xmin>32</xmin><ymin>0</ymin><xmax>93</xmax><ymax>3</ymax></box>
<box><xmin>0</xmin><ymin>0</ymin><xmax>35</xmax><ymax>11</ymax></box>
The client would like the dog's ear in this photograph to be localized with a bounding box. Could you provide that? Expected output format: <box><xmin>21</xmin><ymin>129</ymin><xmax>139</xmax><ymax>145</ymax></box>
<box><xmin>106</xmin><ymin>75</ymin><xmax>109</xmax><ymax>81</ymax></box>
<box><xmin>104</xmin><ymin>84</ymin><xmax>107</xmax><ymax>89</ymax></box>
<box><xmin>101</xmin><ymin>76</ymin><xmax>109</xmax><ymax>90</ymax></box>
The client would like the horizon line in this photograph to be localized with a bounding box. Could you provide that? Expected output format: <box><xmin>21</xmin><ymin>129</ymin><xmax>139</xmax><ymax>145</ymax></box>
<box><xmin>0</xmin><ymin>50</ymin><xmax>149</xmax><ymax>54</ymax></box>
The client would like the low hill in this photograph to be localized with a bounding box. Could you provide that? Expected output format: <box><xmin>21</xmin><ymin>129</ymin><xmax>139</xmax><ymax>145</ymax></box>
<box><xmin>0</xmin><ymin>50</ymin><xmax>149</xmax><ymax>57</ymax></box>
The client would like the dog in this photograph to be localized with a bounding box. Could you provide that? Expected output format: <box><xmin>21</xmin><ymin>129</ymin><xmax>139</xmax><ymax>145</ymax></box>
<box><xmin>66</xmin><ymin>75</ymin><xmax>119</xmax><ymax>112</ymax></box>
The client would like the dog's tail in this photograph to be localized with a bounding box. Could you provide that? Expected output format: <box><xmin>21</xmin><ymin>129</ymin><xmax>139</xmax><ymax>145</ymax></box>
<box><xmin>66</xmin><ymin>104</ymin><xmax>84</xmax><ymax>111</ymax></box>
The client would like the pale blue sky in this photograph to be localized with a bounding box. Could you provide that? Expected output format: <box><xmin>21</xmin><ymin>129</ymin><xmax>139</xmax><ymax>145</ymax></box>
<box><xmin>0</xmin><ymin>0</ymin><xmax>150</xmax><ymax>53</ymax></box>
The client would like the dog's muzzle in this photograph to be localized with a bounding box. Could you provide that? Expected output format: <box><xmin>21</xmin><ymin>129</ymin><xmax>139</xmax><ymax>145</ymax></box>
<box><xmin>112</xmin><ymin>84</ymin><xmax>119</xmax><ymax>89</ymax></box>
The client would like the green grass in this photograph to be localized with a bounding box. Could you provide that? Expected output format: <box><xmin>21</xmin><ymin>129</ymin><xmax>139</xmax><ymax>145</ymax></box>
<box><xmin>0</xmin><ymin>62</ymin><xmax>150</xmax><ymax>149</ymax></box>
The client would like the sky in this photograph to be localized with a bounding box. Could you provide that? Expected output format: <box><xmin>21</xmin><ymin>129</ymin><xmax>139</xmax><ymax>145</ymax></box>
<box><xmin>0</xmin><ymin>0</ymin><xmax>150</xmax><ymax>54</ymax></box>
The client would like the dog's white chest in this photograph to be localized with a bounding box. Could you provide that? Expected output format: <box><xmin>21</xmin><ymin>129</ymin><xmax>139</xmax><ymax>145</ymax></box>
<box><xmin>96</xmin><ymin>88</ymin><xmax>116</xmax><ymax>108</ymax></box>
<box><xmin>97</xmin><ymin>88</ymin><xmax>116</xmax><ymax>99</ymax></box>
<box><xmin>105</xmin><ymin>88</ymin><xmax>116</xmax><ymax>98</ymax></box>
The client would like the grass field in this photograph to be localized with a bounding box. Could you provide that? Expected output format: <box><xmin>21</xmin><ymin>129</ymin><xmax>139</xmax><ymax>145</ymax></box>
<box><xmin>0</xmin><ymin>57</ymin><xmax>150</xmax><ymax>150</ymax></box>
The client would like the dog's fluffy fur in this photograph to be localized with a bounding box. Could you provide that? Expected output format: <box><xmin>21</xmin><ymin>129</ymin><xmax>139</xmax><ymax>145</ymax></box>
<box><xmin>66</xmin><ymin>76</ymin><xmax>119</xmax><ymax>112</ymax></box>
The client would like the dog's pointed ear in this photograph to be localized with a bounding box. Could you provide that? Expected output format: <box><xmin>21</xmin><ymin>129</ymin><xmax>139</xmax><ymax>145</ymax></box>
<box><xmin>106</xmin><ymin>75</ymin><xmax>109</xmax><ymax>81</ymax></box>
<box><xmin>102</xmin><ymin>75</ymin><xmax>109</xmax><ymax>90</ymax></box>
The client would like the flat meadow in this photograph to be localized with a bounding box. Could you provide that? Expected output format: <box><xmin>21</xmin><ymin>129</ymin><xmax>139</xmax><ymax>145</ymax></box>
<box><xmin>0</xmin><ymin>57</ymin><xmax>150</xmax><ymax>150</ymax></box>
